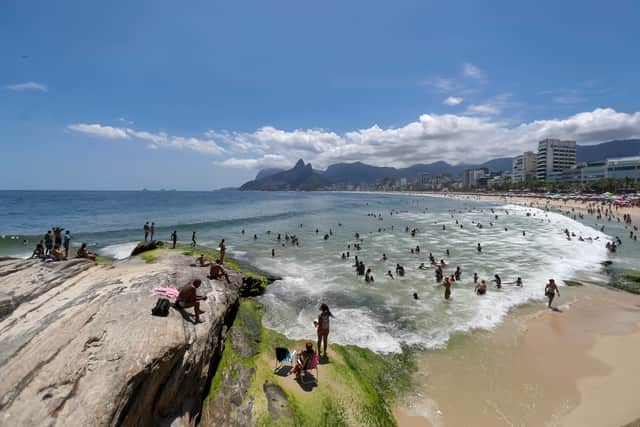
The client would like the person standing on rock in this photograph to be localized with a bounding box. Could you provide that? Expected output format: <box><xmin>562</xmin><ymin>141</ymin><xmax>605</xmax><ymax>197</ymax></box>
<box><xmin>219</xmin><ymin>239</ymin><xmax>226</xmax><ymax>264</ymax></box>
<box><xmin>63</xmin><ymin>230</ymin><xmax>72</xmax><ymax>258</ymax></box>
<box><xmin>175</xmin><ymin>279</ymin><xmax>207</xmax><ymax>323</ymax></box>
<box><xmin>150</xmin><ymin>222</ymin><xmax>155</xmax><ymax>240</ymax></box>
<box><xmin>144</xmin><ymin>222</ymin><xmax>150</xmax><ymax>241</ymax></box>
<box><xmin>44</xmin><ymin>231</ymin><xmax>53</xmax><ymax>256</ymax></box>
<box><xmin>171</xmin><ymin>230</ymin><xmax>177</xmax><ymax>249</ymax></box>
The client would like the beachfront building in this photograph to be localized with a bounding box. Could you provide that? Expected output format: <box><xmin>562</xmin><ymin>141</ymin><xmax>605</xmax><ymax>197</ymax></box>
<box><xmin>607</xmin><ymin>156</ymin><xmax>640</xmax><ymax>180</ymax></box>
<box><xmin>536</xmin><ymin>139</ymin><xmax>577</xmax><ymax>181</ymax></box>
<box><xmin>512</xmin><ymin>151</ymin><xmax>537</xmax><ymax>183</ymax></box>
<box><xmin>462</xmin><ymin>168</ymin><xmax>488</xmax><ymax>187</ymax></box>
<box><xmin>547</xmin><ymin>156</ymin><xmax>640</xmax><ymax>183</ymax></box>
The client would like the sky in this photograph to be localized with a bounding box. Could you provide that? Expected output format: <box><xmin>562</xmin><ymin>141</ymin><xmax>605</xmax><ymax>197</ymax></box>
<box><xmin>1</xmin><ymin>0</ymin><xmax>640</xmax><ymax>190</ymax></box>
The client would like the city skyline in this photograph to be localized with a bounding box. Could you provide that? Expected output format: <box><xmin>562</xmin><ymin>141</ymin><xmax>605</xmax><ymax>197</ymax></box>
<box><xmin>2</xmin><ymin>0</ymin><xmax>640</xmax><ymax>190</ymax></box>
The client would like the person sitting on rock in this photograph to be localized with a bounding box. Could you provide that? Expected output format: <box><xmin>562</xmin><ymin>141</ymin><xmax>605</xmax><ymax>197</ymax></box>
<box><xmin>197</xmin><ymin>254</ymin><xmax>211</xmax><ymax>267</ymax></box>
<box><xmin>30</xmin><ymin>240</ymin><xmax>45</xmax><ymax>259</ymax></box>
<box><xmin>209</xmin><ymin>259</ymin><xmax>231</xmax><ymax>283</ymax></box>
<box><xmin>290</xmin><ymin>341</ymin><xmax>316</xmax><ymax>380</ymax></box>
<box><xmin>49</xmin><ymin>244</ymin><xmax>66</xmax><ymax>261</ymax></box>
<box><xmin>175</xmin><ymin>279</ymin><xmax>207</xmax><ymax>323</ymax></box>
<box><xmin>76</xmin><ymin>243</ymin><xmax>96</xmax><ymax>261</ymax></box>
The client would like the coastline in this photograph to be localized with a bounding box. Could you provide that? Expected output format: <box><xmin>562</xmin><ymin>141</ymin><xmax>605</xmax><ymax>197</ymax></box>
<box><xmin>394</xmin><ymin>284</ymin><xmax>640</xmax><ymax>427</ymax></box>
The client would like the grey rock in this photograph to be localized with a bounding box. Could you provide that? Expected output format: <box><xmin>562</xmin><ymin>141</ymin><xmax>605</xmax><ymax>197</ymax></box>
<box><xmin>0</xmin><ymin>252</ymin><xmax>242</xmax><ymax>427</ymax></box>
<box><xmin>131</xmin><ymin>240</ymin><xmax>164</xmax><ymax>256</ymax></box>
<box><xmin>263</xmin><ymin>382</ymin><xmax>292</xmax><ymax>420</ymax></box>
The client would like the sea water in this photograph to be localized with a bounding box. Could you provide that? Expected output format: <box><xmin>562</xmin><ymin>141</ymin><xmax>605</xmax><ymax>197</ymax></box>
<box><xmin>0</xmin><ymin>190</ymin><xmax>630</xmax><ymax>353</ymax></box>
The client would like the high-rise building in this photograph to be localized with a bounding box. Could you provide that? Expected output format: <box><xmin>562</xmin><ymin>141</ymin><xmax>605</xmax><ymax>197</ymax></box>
<box><xmin>512</xmin><ymin>151</ymin><xmax>537</xmax><ymax>182</ymax></box>
<box><xmin>536</xmin><ymin>139</ymin><xmax>577</xmax><ymax>181</ymax></box>
<box><xmin>462</xmin><ymin>168</ymin><xmax>488</xmax><ymax>187</ymax></box>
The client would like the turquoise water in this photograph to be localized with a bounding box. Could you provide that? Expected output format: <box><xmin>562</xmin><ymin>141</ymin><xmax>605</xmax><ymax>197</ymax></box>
<box><xmin>1</xmin><ymin>190</ymin><xmax>632</xmax><ymax>352</ymax></box>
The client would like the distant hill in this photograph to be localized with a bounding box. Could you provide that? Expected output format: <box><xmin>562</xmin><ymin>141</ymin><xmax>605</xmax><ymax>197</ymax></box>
<box><xmin>577</xmin><ymin>139</ymin><xmax>640</xmax><ymax>162</ymax></box>
<box><xmin>240</xmin><ymin>159</ymin><xmax>333</xmax><ymax>191</ymax></box>
<box><xmin>247</xmin><ymin>139</ymin><xmax>640</xmax><ymax>188</ymax></box>
<box><xmin>255</xmin><ymin>168</ymin><xmax>285</xmax><ymax>180</ymax></box>
<box><xmin>321</xmin><ymin>158</ymin><xmax>513</xmax><ymax>185</ymax></box>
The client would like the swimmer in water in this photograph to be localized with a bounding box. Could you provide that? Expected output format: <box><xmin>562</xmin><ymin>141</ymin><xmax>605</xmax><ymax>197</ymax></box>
<box><xmin>477</xmin><ymin>243</ymin><xmax>482</xmax><ymax>253</ymax></box>
<box><xmin>454</xmin><ymin>266</ymin><xmax>461</xmax><ymax>281</ymax></box>
<box><xmin>475</xmin><ymin>280</ymin><xmax>487</xmax><ymax>295</ymax></box>
<box><xmin>493</xmin><ymin>274</ymin><xmax>502</xmax><ymax>289</ymax></box>
<box><xmin>473</xmin><ymin>272</ymin><xmax>478</xmax><ymax>283</ymax></box>
<box><xmin>387</xmin><ymin>270</ymin><xmax>394</xmax><ymax>279</ymax></box>
<box><xmin>442</xmin><ymin>276</ymin><xmax>452</xmax><ymax>300</ymax></box>
<box><xmin>413</xmin><ymin>292</ymin><xmax>419</xmax><ymax>300</ymax></box>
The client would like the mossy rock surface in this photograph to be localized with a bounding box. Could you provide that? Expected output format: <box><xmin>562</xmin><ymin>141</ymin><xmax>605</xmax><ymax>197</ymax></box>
<box><xmin>564</xmin><ymin>280</ymin><xmax>583</xmax><ymax>287</ymax></box>
<box><xmin>201</xmin><ymin>300</ymin><xmax>414</xmax><ymax>426</ymax></box>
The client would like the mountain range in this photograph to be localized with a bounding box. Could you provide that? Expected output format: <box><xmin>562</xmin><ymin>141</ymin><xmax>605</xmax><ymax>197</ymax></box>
<box><xmin>241</xmin><ymin>139</ymin><xmax>640</xmax><ymax>190</ymax></box>
<box><xmin>239</xmin><ymin>159</ymin><xmax>332</xmax><ymax>191</ymax></box>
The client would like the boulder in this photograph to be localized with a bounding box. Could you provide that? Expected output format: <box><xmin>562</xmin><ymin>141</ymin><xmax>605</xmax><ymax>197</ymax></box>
<box><xmin>130</xmin><ymin>240</ymin><xmax>163</xmax><ymax>256</ymax></box>
<box><xmin>0</xmin><ymin>252</ymin><xmax>242</xmax><ymax>427</ymax></box>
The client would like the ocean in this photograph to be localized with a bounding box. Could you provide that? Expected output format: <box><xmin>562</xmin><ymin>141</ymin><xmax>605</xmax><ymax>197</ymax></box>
<box><xmin>0</xmin><ymin>190</ymin><xmax>632</xmax><ymax>353</ymax></box>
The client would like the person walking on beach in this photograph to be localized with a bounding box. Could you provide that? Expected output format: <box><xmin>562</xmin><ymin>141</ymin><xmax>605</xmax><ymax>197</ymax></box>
<box><xmin>219</xmin><ymin>239</ymin><xmax>226</xmax><ymax>264</ymax></box>
<box><xmin>62</xmin><ymin>230</ymin><xmax>72</xmax><ymax>258</ymax></box>
<box><xmin>144</xmin><ymin>222</ymin><xmax>150</xmax><ymax>241</ymax></box>
<box><xmin>315</xmin><ymin>304</ymin><xmax>333</xmax><ymax>357</ymax></box>
<box><xmin>150</xmin><ymin>222</ymin><xmax>155</xmax><ymax>240</ymax></box>
<box><xmin>545</xmin><ymin>279</ymin><xmax>560</xmax><ymax>308</ymax></box>
<box><xmin>171</xmin><ymin>230</ymin><xmax>177</xmax><ymax>249</ymax></box>
<box><xmin>191</xmin><ymin>231</ymin><xmax>197</xmax><ymax>247</ymax></box>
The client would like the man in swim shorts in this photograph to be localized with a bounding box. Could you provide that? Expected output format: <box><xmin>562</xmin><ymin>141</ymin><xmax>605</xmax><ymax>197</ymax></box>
<box><xmin>175</xmin><ymin>279</ymin><xmax>207</xmax><ymax>323</ymax></box>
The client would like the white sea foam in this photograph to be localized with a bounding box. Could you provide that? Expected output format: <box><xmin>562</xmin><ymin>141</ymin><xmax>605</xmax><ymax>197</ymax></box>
<box><xmin>254</xmin><ymin>201</ymin><xmax>610</xmax><ymax>354</ymax></box>
<box><xmin>99</xmin><ymin>241</ymin><xmax>139</xmax><ymax>259</ymax></box>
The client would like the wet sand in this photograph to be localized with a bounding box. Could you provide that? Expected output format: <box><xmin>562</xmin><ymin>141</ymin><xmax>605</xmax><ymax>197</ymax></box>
<box><xmin>394</xmin><ymin>285</ymin><xmax>640</xmax><ymax>427</ymax></box>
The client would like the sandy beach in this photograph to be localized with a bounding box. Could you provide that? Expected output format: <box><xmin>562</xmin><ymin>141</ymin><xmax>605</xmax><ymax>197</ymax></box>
<box><xmin>427</xmin><ymin>192</ymin><xmax>640</xmax><ymax>225</ymax></box>
<box><xmin>394</xmin><ymin>285</ymin><xmax>640</xmax><ymax>427</ymax></box>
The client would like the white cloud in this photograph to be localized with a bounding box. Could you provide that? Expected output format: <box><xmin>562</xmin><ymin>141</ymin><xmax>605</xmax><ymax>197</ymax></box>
<box><xmin>67</xmin><ymin>108</ymin><xmax>640</xmax><ymax>172</ymax></box>
<box><xmin>443</xmin><ymin>96</ymin><xmax>463</xmax><ymax>106</ymax></box>
<box><xmin>67</xmin><ymin>124</ymin><xmax>224</xmax><ymax>155</ymax></box>
<box><xmin>118</xmin><ymin>117</ymin><xmax>135</xmax><ymax>125</ymax></box>
<box><xmin>220</xmin><ymin>154</ymin><xmax>291</xmax><ymax>170</ymax></box>
<box><xmin>462</xmin><ymin>63</ymin><xmax>483</xmax><ymax>80</ymax></box>
<box><xmin>213</xmin><ymin>108</ymin><xmax>640</xmax><ymax>170</ymax></box>
<box><xmin>67</xmin><ymin>123</ymin><xmax>129</xmax><ymax>139</ymax></box>
<box><xmin>466</xmin><ymin>103</ymin><xmax>500</xmax><ymax>115</ymax></box>
<box><xmin>5</xmin><ymin>81</ymin><xmax>47</xmax><ymax>91</ymax></box>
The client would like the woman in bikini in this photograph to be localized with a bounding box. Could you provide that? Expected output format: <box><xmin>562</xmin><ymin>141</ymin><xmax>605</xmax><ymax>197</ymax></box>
<box><xmin>316</xmin><ymin>304</ymin><xmax>334</xmax><ymax>357</ymax></box>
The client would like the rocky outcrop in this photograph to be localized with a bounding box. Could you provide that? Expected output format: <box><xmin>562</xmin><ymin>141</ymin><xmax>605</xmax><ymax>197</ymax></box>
<box><xmin>0</xmin><ymin>252</ymin><xmax>243</xmax><ymax>427</ymax></box>
<box><xmin>130</xmin><ymin>240</ymin><xmax>163</xmax><ymax>256</ymax></box>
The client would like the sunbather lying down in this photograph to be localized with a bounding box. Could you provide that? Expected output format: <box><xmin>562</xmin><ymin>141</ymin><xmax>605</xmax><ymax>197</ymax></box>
<box><xmin>175</xmin><ymin>279</ymin><xmax>207</xmax><ymax>323</ymax></box>
<box><xmin>290</xmin><ymin>341</ymin><xmax>315</xmax><ymax>379</ymax></box>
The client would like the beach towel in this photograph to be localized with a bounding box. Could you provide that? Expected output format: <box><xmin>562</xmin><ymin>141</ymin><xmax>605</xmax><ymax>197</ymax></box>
<box><xmin>152</xmin><ymin>286</ymin><xmax>179</xmax><ymax>299</ymax></box>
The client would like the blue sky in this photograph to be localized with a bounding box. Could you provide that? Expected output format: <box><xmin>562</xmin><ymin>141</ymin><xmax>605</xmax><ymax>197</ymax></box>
<box><xmin>1</xmin><ymin>0</ymin><xmax>639</xmax><ymax>190</ymax></box>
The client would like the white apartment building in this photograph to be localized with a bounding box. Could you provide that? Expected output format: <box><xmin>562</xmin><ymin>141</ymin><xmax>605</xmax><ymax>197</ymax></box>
<box><xmin>536</xmin><ymin>139</ymin><xmax>577</xmax><ymax>181</ymax></box>
<box><xmin>512</xmin><ymin>151</ymin><xmax>537</xmax><ymax>182</ymax></box>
